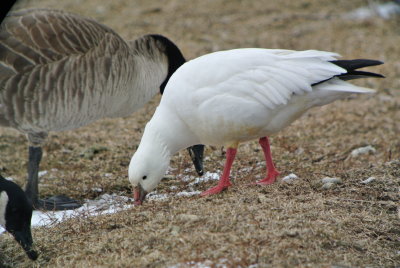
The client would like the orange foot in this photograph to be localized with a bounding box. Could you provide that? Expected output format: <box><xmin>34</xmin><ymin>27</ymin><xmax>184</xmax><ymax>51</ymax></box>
<box><xmin>200</xmin><ymin>182</ymin><xmax>232</xmax><ymax>196</ymax></box>
<box><xmin>255</xmin><ymin>170</ymin><xmax>280</xmax><ymax>185</ymax></box>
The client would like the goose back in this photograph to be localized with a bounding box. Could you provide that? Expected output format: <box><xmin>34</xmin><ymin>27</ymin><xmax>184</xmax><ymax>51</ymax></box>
<box><xmin>0</xmin><ymin>8</ymin><xmax>168</xmax><ymax>144</ymax></box>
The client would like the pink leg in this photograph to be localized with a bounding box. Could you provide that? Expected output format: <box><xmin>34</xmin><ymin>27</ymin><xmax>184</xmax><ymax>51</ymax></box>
<box><xmin>201</xmin><ymin>147</ymin><xmax>237</xmax><ymax>196</ymax></box>
<box><xmin>256</xmin><ymin>137</ymin><xmax>280</xmax><ymax>185</ymax></box>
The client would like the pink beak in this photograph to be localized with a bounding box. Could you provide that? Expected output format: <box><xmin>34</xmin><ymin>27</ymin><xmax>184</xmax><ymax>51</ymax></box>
<box><xmin>133</xmin><ymin>184</ymin><xmax>147</xmax><ymax>205</ymax></box>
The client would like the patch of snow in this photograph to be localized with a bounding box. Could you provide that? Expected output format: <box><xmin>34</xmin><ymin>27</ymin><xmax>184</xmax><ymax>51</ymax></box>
<box><xmin>103</xmin><ymin>173</ymin><xmax>113</xmax><ymax>178</ymax></box>
<box><xmin>350</xmin><ymin>145</ymin><xmax>376</xmax><ymax>157</ymax></box>
<box><xmin>345</xmin><ymin>1</ymin><xmax>400</xmax><ymax>20</ymax></box>
<box><xmin>91</xmin><ymin>187</ymin><xmax>103</xmax><ymax>193</ymax></box>
<box><xmin>176</xmin><ymin>191</ymin><xmax>201</xmax><ymax>197</ymax></box>
<box><xmin>321</xmin><ymin>177</ymin><xmax>342</xmax><ymax>184</ymax></box>
<box><xmin>188</xmin><ymin>171</ymin><xmax>220</xmax><ymax>187</ymax></box>
<box><xmin>169</xmin><ymin>260</ymin><xmax>219</xmax><ymax>268</ymax></box>
<box><xmin>38</xmin><ymin>170</ymin><xmax>48</xmax><ymax>177</ymax></box>
<box><xmin>281</xmin><ymin>173</ymin><xmax>299</xmax><ymax>183</ymax></box>
<box><xmin>181</xmin><ymin>175</ymin><xmax>194</xmax><ymax>182</ymax></box>
<box><xmin>169</xmin><ymin>185</ymin><xmax>178</xmax><ymax>190</ymax></box>
<box><xmin>0</xmin><ymin>186</ymin><xmax>213</xmax><ymax>235</ymax></box>
<box><xmin>239</xmin><ymin>167</ymin><xmax>253</xmax><ymax>173</ymax></box>
<box><xmin>147</xmin><ymin>192</ymin><xmax>169</xmax><ymax>201</ymax></box>
<box><xmin>4</xmin><ymin>177</ymin><xmax>14</xmax><ymax>181</ymax></box>
<box><xmin>361</xmin><ymin>176</ymin><xmax>376</xmax><ymax>184</ymax></box>
<box><xmin>0</xmin><ymin>194</ymin><xmax>134</xmax><ymax>235</ymax></box>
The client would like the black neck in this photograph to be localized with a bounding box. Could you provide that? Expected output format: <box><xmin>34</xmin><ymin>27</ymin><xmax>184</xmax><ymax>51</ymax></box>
<box><xmin>147</xmin><ymin>34</ymin><xmax>186</xmax><ymax>94</ymax></box>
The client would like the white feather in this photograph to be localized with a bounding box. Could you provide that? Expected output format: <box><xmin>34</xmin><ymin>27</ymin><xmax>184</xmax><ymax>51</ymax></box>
<box><xmin>0</xmin><ymin>191</ymin><xmax>8</xmax><ymax>227</ymax></box>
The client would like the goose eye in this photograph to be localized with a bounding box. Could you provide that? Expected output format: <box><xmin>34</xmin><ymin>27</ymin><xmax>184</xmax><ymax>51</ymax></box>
<box><xmin>142</xmin><ymin>176</ymin><xmax>147</xmax><ymax>180</ymax></box>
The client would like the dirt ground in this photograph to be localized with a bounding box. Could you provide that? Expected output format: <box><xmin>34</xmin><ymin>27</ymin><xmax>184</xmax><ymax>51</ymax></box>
<box><xmin>0</xmin><ymin>0</ymin><xmax>399</xmax><ymax>267</ymax></box>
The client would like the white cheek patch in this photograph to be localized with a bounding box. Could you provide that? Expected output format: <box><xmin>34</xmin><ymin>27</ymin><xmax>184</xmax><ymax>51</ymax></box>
<box><xmin>0</xmin><ymin>191</ymin><xmax>9</xmax><ymax>227</ymax></box>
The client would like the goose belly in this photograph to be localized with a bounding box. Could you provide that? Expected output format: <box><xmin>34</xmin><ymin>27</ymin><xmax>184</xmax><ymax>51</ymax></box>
<box><xmin>0</xmin><ymin>82</ymin><xmax>127</xmax><ymax>133</ymax></box>
<box><xmin>186</xmin><ymin>97</ymin><xmax>310</xmax><ymax>146</ymax></box>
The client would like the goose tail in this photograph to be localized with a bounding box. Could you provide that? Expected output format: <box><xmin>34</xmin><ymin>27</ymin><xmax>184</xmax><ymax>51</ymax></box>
<box><xmin>310</xmin><ymin>58</ymin><xmax>384</xmax><ymax>106</ymax></box>
<box><xmin>331</xmin><ymin>59</ymin><xmax>384</xmax><ymax>81</ymax></box>
<box><xmin>316</xmin><ymin>78</ymin><xmax>376</xmax><ymax>94</ymax></box>
<box><xmin>312</xmin><ymin>59</ymin><xmax>384</xmax><ymax>88</ymax></box>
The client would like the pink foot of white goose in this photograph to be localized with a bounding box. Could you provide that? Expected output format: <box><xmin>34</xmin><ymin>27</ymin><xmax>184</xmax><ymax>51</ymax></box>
<box><xmin>129</xmin><ymin>48</ymin><xmax>383</xmax><ymax>204</ymax></box>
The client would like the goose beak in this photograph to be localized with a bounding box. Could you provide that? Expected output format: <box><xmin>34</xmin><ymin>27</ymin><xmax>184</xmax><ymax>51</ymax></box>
<box><xmin>187</xmin><ymin>144</ymin><xmax>205</xmax><ymax>176</ymax></box>
<box><xmin>133</xmin><ymin>184</ymin><xmax>147</xmax><ymax>205</ymax></box>
<box><xmin>12</xmin><ymin>228</ymin><xmax>38</xmax><ymax>260</ymax></box>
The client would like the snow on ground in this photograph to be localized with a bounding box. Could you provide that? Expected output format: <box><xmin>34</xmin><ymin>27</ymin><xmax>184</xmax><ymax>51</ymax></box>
<box><xmin>0</xmin><ymin>170</ymin><xmax>309</xmax><ymax>235</ymax></box>
<box><xmin>0</xmin><ymin>169</ymin><xmax>314</xmax><ymax>235</ymax></box>
<box><xmin>0</xmin><ymin>171</ymin><xmax>221</xmax><ymax>235</ymax></box>
<box><xmin>146</xmin><ymin>171</ymin><xmax>220</xmax><ymax>201</ymax></box>
<box><xmin>0</xmin><ymin>194</ymin><xmax>133</xmax><ymax>235</ymax></box>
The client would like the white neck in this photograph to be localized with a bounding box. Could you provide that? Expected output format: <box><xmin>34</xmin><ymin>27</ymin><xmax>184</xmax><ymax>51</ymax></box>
<box><xmin>0</xmin><ymin>191</ymin><xmax>8</xmax><ymax>227</ymax></box>
<box><xmin>141</xmin><ymin>105</ymin><xmax>200</xmax><ymax>156</ymax></box>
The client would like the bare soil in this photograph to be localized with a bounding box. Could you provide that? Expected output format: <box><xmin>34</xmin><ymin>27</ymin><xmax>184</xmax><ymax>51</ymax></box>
<box><xmin>0</xmin><ymin>0</ymin><xmax>399</xmax><ymax>267</ymax></box>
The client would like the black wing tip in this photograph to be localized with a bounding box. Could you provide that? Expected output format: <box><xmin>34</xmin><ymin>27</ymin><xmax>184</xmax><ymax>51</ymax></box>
<box><xmin>352</xmin><ymin>70</ymin><xmax>385</xmax><ymax>78</ymax></box>
<box><xmin>331</xmin><ymin>59</ymin><xmax>384</xmax><ymax>70</ymax></box>
<box><xmin>357</xmin><ymin>59</ymin><xmax>384</xmax><ymax>67</ymax></box>
<box><xmin>329</xmin><ymin>59</ymin><xmax>384</xmax><ymax>81</ymax></box>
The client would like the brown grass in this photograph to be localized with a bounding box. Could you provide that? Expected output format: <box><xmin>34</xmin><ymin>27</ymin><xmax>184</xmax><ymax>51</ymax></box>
<box><xmin>0</xmin><ymin>0</ymin><xmax>399</xmax><ymax>267</ymax></box>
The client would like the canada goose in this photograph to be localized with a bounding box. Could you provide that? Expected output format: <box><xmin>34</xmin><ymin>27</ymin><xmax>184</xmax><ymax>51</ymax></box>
<box><xmin>128</xmin><ymin>48</ymin><xmax>383</xmax><ymax>204</ymax></box>
<box><xmin>0</xmin><ymin>174</ymin><xmax>38</xmax><ymax>260</ymax></box>
<box><xmin>0</xmin><ymin>8</ymin><xmax>204</xmax><ymax>210</ymax></box>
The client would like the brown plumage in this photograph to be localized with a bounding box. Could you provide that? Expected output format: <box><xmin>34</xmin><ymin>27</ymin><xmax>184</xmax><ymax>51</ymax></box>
<box><xmin>1</xmin><ymin>8</ymin><xmax>174</xmax><ymax>143</ymax></box>
<box><xmin>0</xmin><ymin>8</ymin><xmax>204</xmax><ymax>209</ymax></box>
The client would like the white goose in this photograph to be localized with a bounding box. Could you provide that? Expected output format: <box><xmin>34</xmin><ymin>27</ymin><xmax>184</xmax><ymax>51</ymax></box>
<box><xmin>0</xmin><ymin>8</ymin><xmax>204</xmax><ymax>210</ymax></box>
<box><xmin>128</xmin><ymin>48</ymin><xmax>383</xmax><ymax>204</ymax></box>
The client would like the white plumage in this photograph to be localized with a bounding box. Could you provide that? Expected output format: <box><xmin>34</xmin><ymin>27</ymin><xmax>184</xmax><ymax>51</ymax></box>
<box><xmin>129</xmin><ymin>48</ymin><xmax>382</xmax><ymax>203</ymax></box>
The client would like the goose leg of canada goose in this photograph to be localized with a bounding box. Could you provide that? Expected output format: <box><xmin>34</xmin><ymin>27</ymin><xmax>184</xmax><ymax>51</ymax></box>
<box><xmin>256</xmin><ymin>137</ymin><xmax>280</xmax><ymax>185</ymax></box>
<box><xmin>187</xmin><ymin>144</ymin><xmax>205</xmax><ymax>176</ymax></box>
<box><xmin>200</xmin><ymin>147</ymin><xmax>236</xmax><ymax>196</ymax></box>
<box><xmin>25</xmin><ymin>146</ymin><xmax>81</xmax><ymax>211</ymax></box>
<box><xmin>25</xmin><ymin>146</ymin><xmax>42</xmax><ymax>207</ymax></box>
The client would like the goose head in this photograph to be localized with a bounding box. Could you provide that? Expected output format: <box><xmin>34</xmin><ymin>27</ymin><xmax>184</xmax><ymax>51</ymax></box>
<box><xmin>0</xmin><ymin>176</ymin><xmax>38</xmax><ymax>260</ymax></box>
<box><xmin>128</xmin><ymin>138</ymin><xmax>170</xmax><ymax>205</ymax></box>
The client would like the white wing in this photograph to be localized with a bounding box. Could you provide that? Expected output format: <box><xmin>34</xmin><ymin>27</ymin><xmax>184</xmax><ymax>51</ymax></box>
<box><xmin>161</xmin><ymin>48</ymin><xmax>349</xmax><ymax>144</ymax></box>
<box><xmin>164</xmin><ymin>49</ymin><xmax>345</xmax><ymax>111</ymax></box>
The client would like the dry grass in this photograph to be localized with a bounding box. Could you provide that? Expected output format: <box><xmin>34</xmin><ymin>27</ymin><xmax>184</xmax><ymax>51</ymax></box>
<box><xmin>0</xmin><ymin>0</ymin><xmax>399</xmax><ymax>267</ymax></box>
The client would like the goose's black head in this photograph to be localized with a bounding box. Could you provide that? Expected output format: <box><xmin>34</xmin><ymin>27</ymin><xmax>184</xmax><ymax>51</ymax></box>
<box><xmin>148</xmin><ymin>34</ymin><xmax>186</xmax><ymax>94</ymax></box>
<box><xmin>0</xmin><ymin>175</ymin><xmax>38</xmax><ymax>260</ymax></box>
